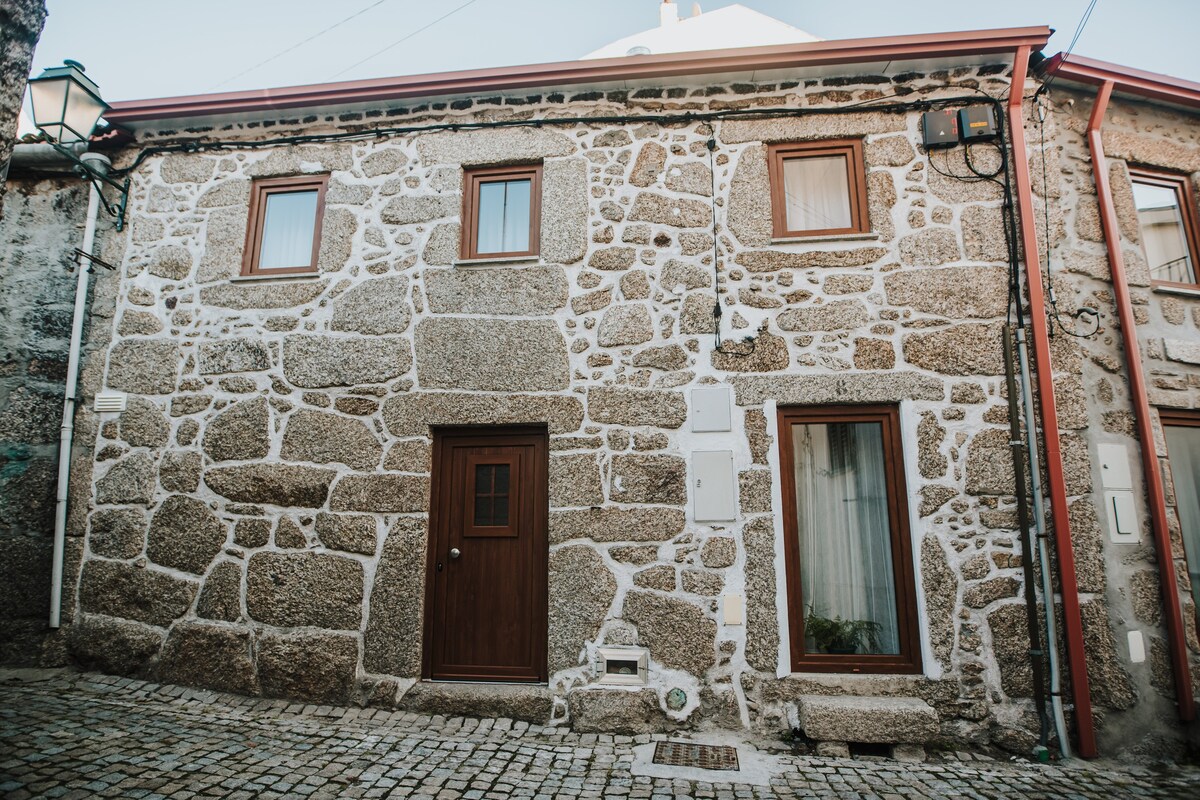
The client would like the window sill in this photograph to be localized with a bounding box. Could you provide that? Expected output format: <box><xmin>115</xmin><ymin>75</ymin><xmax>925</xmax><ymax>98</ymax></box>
<box><xmin>785</xmin><ymin>670</ymin><xmax>929</xmax><ymax>682</ymax></box>
<box><xmin>1151</xmin><ymin>282</ymin><xmax>1200</xmax><ymax>298</ymax></box>
<box><xmin>231</xmin><ymin>271</ymin><xmax>322</xmax><ymax>282</ymax></box>
<box><xmin>770</xmin><ymin>232</ymin><xmax>880</xmax><ymax>245</ymax></box>
<box><xmin>454</xmin><ymin>255</ymin><xmax>542</xmax><ymax>267</ymax></box>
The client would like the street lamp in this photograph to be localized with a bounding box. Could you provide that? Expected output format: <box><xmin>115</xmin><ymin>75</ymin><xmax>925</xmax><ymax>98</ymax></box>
<box><xmin>27</xmin><ymin>60</ymin><xmax>109</xmax><ymax>144</ymax></box>
<box><xmin>22</xmin><ymin>63</ymin><xmax>133</xmax><ymax>632</ymax></box>
<box><xmin>26</xmin><ymin>60</ymin><xmax>130</xmax><ymax>230</ymax></box>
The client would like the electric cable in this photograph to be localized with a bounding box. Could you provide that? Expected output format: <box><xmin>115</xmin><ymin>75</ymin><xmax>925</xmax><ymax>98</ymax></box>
<box><xmin>1033</xmin><ymin>99</ymin><xmax>1101</xmax><ymax>338</ymax></box>
<box><xmin>706</xmin><ymin>134</ymin><xmax>725</xmax><ymax>351</ymax></box>
<box><xmin>212</xmin><ymin>0</ymin><xmax>395</xmax><ymax>90</ymax></box>
<box><xmin>330</xmin><ymin>0</ymin><xmax>482</xmax><ymax>79</ymax></box>
<box><xmin>108</xmin><ymin>94</ymin><xmax>999</xmax><ymax>180</ymax></box>
<box><xmin>1034</xmin><ymin>0</ymin><xmax>1099</xmax><ymax>100</ymax></box>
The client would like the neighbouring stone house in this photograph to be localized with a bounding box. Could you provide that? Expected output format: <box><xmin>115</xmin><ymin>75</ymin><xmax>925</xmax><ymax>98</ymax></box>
<box><xmin>2</xmin><ymin>20</ymin><xmax>1199</xmax><ymax>760</ymax></box>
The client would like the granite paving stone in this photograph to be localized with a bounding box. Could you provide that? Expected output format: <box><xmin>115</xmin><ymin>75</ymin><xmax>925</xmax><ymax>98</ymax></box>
<box><xmin>0</xmin><ymin>670</ymin><xmax>1197</xmax><ymax>799</ymax></box>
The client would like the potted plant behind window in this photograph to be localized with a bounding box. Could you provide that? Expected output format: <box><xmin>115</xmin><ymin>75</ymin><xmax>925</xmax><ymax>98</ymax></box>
<box><xmin>805</xmin><ymin>605</ymin><xmax>883</xmax><ymax>655</ymax></box>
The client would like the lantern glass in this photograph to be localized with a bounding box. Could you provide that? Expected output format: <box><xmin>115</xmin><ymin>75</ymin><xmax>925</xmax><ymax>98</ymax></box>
<box><xmin>28</xmin><ymin>62</ymin><xmax>108</xmax><ymax>144</ymax></box>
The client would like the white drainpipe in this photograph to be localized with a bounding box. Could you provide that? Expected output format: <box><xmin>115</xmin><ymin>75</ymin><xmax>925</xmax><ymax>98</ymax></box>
<box><xmin>49</xmin><ymin>152</ymin><xmax>108</xmax><ymax>629</ymax></box>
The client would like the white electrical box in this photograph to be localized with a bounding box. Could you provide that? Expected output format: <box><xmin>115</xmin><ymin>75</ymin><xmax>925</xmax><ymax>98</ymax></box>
<box><xmin>1098</xmin><ymin>443</ymin><xmax>1133</xmax><ymax>489</ymax></box>
<box><xmin>1098</xmin><ymin>443</ymin><xmax>1139</xmax><ymax>543</ymax></box>
<box><xmin>723</xmin><ymin>594</ymin><xmax>745</xmax><ymax>626</ymax></box>
<box><xmin>1128</xmin><ymin>630</ymin><xmax>1146</xmax><ymax>664</ymax></box>
<box><xmin>1106</xmin><ymin>490</ymin><xmax>1139</xmax><ymax>544</ymax></box>
<box><xmin>692</xmin><ymin>386</ymin><xmax>731</xmax><ymax>432</ymax></box>
<box><xmin>693</xmin><ymin>450</ymin><xmax>736</xmax><ymax>521</ymax></box>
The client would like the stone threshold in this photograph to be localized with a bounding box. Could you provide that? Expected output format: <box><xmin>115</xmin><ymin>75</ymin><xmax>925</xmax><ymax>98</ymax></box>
<box><xmin>397</xmin><ymin>680</ymin><xmax>553</xmax><ymax>723</ymax></box>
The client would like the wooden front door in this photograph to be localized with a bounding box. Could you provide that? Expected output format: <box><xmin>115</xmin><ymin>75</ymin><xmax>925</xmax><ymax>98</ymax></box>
<box><xmin>425</xmin><ymin>426</ymin><xmax>548</xmax><ymax>682</ymax></box>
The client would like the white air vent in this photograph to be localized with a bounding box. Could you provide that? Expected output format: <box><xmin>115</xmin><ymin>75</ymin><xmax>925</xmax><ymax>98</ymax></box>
<box><xmin>597</xmin><ymin>647</ymin><xmax>649</xmax><ymax>685</ymax></box>
<box><xmin>93</xmin><ymin>392</ymin><xmax>127</xmax><ymax>412</ymax></box>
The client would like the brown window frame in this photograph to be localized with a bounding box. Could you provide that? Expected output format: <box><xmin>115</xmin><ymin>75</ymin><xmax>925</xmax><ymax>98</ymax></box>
<box><xmin>460</xmin><ymin>164</ymin><xmax>542</xmax><ymax>260</ymax></box>
<box><xmin>767</xmin><ymin>139</ymin><xmax>870</xmax><ymax>239</ymax></box>
<box><xmin>1128</xmin><ymin>165</ymin><xmax>1200</xmax><ymax>290</ymax></box>
<box><xmin>777</xmin><ymin>404</ymin><xmax>923</xmax><ymax>674</ymax></box>
<box><xmin>240</xmin><ymin>174</ymin><xmax>329</xmax><ymax>277</ymax></box>
<box><xmin>1160</xmin><ymin>408</ymin><xmax>1200</xmax><ymax>630</ymax></box>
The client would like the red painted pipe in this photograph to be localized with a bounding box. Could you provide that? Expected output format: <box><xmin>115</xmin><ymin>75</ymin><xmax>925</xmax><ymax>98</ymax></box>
<box><xmin>1085</xmin><ymin>80</ymin><xmax>1196</xmax><ymax>722</ymax></box>
<box><xmin>1007</xmin><ymin>45</ymin><xmax>1099</xmax><ymax>758</ymax></box>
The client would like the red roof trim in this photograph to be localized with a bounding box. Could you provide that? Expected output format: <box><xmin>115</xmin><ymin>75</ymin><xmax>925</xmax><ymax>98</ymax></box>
<box><xmin>1039</xmin><ymin>53</ymin><xmax>1200</xmax><ymax>109</ymax></box>
<box><xmin>105</xmin><ymin>26</ymin><xmax>1051</xmax><ymax>124</ymax></box>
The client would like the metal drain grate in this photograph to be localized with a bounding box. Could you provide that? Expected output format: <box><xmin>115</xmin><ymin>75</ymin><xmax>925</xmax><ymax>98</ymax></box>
<box><xmin>652</xmin><ymin>741</ymin><xmax>740</xmax><ymax>771</ymax></box>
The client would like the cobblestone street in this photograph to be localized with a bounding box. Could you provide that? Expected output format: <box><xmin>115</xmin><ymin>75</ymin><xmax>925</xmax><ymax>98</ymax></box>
<box><xmin>1</xmin><ymin>670</ymin><xmax>1198</xmax><ymax>800</ymax></box>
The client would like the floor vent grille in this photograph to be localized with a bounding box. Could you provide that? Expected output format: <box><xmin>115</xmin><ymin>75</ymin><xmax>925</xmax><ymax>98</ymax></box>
<box><xmin>652</xmin><ymin>741</ymin><xmax>740</xmax><ymax>771</ymax></box>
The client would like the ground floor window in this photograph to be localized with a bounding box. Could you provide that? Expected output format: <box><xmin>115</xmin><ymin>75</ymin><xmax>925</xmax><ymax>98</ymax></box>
<box><xmin>1162</xmin><ymin>410</ymin><xmax>1200</xmax><ymax>617</ymax></box>
<box><xmin>778</xmin><ymin>405</ymin><xmax>922</xmax><ymax>673</ymax></box>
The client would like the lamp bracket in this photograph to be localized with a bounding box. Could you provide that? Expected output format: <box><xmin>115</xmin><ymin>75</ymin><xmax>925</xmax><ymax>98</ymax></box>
<box><xmin>44</xmin><ymin>139</ymin><xmax>131</xmax><ymax>231</ymax></box>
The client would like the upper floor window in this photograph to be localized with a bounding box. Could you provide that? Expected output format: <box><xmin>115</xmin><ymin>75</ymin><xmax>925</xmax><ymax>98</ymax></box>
<box><xmin>461</xmin><ymin>164</ymin><xmax>541</xmax><ymax>260</ymax></box>
<box><xmin>1129</xmin><ymin>166</ymin><xmax>1200</xmax><ymax>288</ymax></box>
<box><xmin>242</xmin><ymin>175</ymin><xmax>328</xmax><ymax>276</ymax></box>
<box><xmin>778</xmin><ymin>404</ymin><xmax>922</xmax><ymax>674</ymax></box>
<box><xmin>767</xmin><ymin>139</ymin><xmax>869</xmax><ymax>239</ymax></box>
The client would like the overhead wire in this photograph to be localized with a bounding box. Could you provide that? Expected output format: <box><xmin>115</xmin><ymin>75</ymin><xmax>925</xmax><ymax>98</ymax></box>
<box><xmin>329</xmin><ymin>0</ymin><xmax>483</xmax><ymax>79</ymax></box>
<box><xmin>211</xmin><ymin>0</ymin><xmax>395</xmax><ymax>90</ymax></box>
<box><xmin>1034</xmin><ymin>0</ymin><xmax>1099</xmax><ymax>99</ymax></box>
<box><xmin>1033</xmin><ymin>98</ymin><xmax>1101</xmax><ymax>338</ymax></box>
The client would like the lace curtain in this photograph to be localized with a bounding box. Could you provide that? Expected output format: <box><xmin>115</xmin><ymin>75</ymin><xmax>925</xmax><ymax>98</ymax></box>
<box><xmin>792</xmin><ymin>421</ymin><xmax>900</xmax><ymax>654</ymax></box>
<box><xmin>783</xmin><ymin>155</ymin><xmax>852</xmax><ymax>232</ymax></box>
<box><xmin>477</xmin><ymin>179</ymin><xmax>531</xmax><ymax>254</ymax></box>
<box><xmin>259</xmin><ymin>190</ymin><xmax>318</xmax><ymax>269</ymax></box>
<box><xmin>1164</xmin><ymin>425</ymin><xmax>1200</xmax><ymax>612</ymax></box>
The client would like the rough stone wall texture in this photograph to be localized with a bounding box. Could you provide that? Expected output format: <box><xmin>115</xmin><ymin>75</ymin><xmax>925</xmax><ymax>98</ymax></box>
<box><xmin>1035</xmin><ymin>88</ymin><xmax>1200</xmax><ymax>759</ymax></box>
<box><xmin>0</xmin><ymin>0</ymin><xmax>47</xmax><ymax>214</ymax></box>
<box><xmin>0</xmin><ymin>176</ymin><xmax>88</xmax><ymax>663</ymax></box>
<box><xmin>7</xmin><ymin>64</ymin><xmax>1194</xmax><ymax>755</ymax></box>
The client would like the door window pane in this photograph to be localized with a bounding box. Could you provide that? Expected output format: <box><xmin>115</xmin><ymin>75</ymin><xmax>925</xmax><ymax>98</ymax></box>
<box><xmin>782</xmin><ymin>155</ymin><xmax>852</xmax><ymax>233</ymax></box>
<box><xmin>1164</xmin><ymin>424</ymin><xmax>1200</xmax><ymax>613</ymax></box>
<box><xmin>259</xmin><ymin>190</ymin><xmax>319</xmax><ymax>270</ymax></box>
<box><xmin>1133</xmin><ymin>179</ymin><xmax>1196</xmax><ymax>284</ymax></box>
<box><xmin>473</xmin><ymin>463</ymin><xmax>511</xmax><ymax>527</ymax></box>
<box><xmin>791</xmin><ymin>420</ymin><xmax>900</xmax><ymax>655</ymax></box>
<box><xmin>476</xmin><ymin>179</ymin><xmax>531</xmax><ymax>254</ymax></box>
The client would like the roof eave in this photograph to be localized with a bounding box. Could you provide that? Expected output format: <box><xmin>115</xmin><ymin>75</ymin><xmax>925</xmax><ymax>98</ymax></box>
<box><xmin>1038</xmin><ymin>53</ymin><xmax>1200</xmax><ymax>110</ymax></box>
<box><xmin>104</xmin><ymin>26</ymin><xmax>1051</xmax><ymax>125</ymax></box>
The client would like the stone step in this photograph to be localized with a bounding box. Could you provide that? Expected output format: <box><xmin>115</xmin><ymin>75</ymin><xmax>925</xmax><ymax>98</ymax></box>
<box><xmin>794</xmin><ymin>694</ymin><xmax>939</xmax><ymax>744</ymax></box>
<box><xmin>397</xmin><ymin>681</ymin><xmax>552</xmax><ymax>723</ymax></box>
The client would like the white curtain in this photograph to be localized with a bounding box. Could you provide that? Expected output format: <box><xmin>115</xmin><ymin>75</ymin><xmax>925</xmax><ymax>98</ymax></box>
<box><xmin>1165</xmin><ymin>425</ymin><xmax>1200</xmax><ymax>612</ymax></box>
<box><xmin>783</xmin><ymin>155</ymin><xmax>851</xmax><ymax>232</ymax></box>
<box><xmin>476</xmin><ymin>179</ymin><xmax>531</xmax><ymax>254</ymax></box>
<box><xmin>793</xmin><ymin>421</ymin><xmax>900</xmax><ymax>654</ymax></box>
<box><xmin>259</xmin><ymin>190</ymin><xmax>318</xmax><ymax>269</ymax></box>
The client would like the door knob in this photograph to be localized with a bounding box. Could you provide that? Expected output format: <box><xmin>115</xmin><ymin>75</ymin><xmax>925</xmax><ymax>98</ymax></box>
<box><xmin>449</xmin><ymin>548</ymin><xmax>461</xmax><ymax>559</ymax></box>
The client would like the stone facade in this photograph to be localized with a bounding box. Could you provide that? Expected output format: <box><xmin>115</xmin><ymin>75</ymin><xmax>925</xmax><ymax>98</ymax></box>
<box><xmin>1</xmin><ymin>51</ymin><xmax>1198</xmax><ymax>760</ymax></box>
<box><xmin>0</xmin><ymin>0</ymin><xmax>47</xmax><ymax>211</ymax></box>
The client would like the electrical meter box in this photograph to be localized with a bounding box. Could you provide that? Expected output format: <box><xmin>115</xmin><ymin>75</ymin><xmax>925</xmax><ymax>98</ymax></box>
<box><xmin>921</xmin><ymin>109</ymin><xmax>959</xmax><ymax>148</ymax></box>
<box><xmin>958</xmin><ymin>106</ymin><xmax>998</xmax><ymax>142</ymax></box>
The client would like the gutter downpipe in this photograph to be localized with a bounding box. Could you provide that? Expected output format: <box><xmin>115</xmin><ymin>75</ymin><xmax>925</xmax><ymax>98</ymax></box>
<box><xmin>49</xmin><ymin>153</ymin><xmax>107</xmax><ymax>629</ymax></box>
<box><xmin>1008</xmin><ymin>44</ymin><xmax>1098</xmax><ymax>758</ymax></box>
<box><xmin>1084</xmin><ymin>80</ymin><xmax>1196</xmax><ymax>722</ymax></box>
<box><xmin>1003</xmin><ymin>326</ymin><xmax>1053</xmax><ymax>756</ymax></box>
<box><xmin>1015</xmin><ymin>324</ymin><xmax>1072</xmax><ymax>757</ymax></box>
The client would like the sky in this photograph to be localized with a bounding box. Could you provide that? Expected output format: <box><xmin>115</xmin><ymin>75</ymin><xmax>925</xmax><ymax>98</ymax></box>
<box><xmin>24</xmin><ymin>0</ymin><xmax>1200</xmax><ymax>104</ymax></box>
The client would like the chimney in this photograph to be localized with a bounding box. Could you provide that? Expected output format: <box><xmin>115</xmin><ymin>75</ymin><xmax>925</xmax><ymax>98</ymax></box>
<box><xmin>660</xmin><ymin>1</ymin><xmax>679</xmax><ymax>27</ymax></box>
